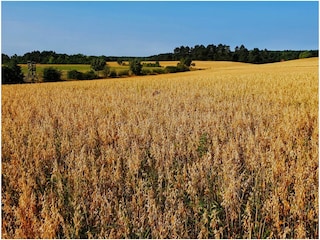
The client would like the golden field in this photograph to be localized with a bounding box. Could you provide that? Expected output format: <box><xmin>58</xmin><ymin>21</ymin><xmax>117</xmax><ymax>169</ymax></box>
<box><xmin>1</xmin><ymin>58</ymin><xmax>318</xmax><ymax>238</ymax></box>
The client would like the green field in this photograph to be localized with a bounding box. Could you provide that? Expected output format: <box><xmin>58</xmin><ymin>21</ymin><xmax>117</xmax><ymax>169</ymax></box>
<box><xmin>19</xmin><ymin>63</ymin><xmax>165</xmax><ymax>81</ymax></box>
<box><xmin>19</xmin><ymin>64</ymin><xmax>92</xmax><ymax>80</ymax></box>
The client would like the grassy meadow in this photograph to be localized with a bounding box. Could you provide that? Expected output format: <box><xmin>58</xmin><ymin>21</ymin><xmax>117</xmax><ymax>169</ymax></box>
<box><xmin>19</xmin><ymin>64</ymin><xmax>92</xmax><ymax>80</ymax></box>
<box><xmin>2</xmin><ymin>58</ymin><xmax>318</xmax><ymax>238</ymax></box>
<box><xmin>19</xmin><ymin>62</ymin><xmax>165</xmax><ymax>81</ymax></box>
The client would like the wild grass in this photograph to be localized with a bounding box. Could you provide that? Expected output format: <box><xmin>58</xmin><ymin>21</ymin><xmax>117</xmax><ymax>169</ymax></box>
<box><xmin>2</xmin><ymin>58</ymin><xmax>318</xmax><ymax>238</ymax></box>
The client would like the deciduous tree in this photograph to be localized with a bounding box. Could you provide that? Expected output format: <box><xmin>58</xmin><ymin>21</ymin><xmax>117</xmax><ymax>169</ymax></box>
<box><xmin>129</xmin><ymin>59</ymin><xmax>142</xmax><ymax>75</ymax></box>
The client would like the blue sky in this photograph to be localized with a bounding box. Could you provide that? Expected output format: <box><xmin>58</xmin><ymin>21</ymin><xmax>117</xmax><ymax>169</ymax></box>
<box><xmin>1</xmin><ymin>1</ymin><xmax>319</xmax><ymax>56</ymax></box>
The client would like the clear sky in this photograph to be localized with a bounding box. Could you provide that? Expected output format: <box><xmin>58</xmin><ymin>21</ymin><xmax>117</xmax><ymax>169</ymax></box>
<box><xmin>1</xmin><ymin>1</ymin><xmax>319</xmax><ymax>56</ymax></box>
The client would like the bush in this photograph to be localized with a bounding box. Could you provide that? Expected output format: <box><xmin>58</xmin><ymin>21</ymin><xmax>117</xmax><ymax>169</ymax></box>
<box><xmin>177</xmin><ymin>58</ymin><xmax>191</xmax><ymax>72</ymax></box>
<box><xmin>102</xmin><ymin>65</ymin><xmax>111</xmax><ymax>78</ymax></box>
<box><xmin>164</xmin><ymin>59</ymin><xmax>191</xmax><ymax>74</ymax></box>
<box><xmin>43</xmin><ymin>67</ymin><xmax>61</xmax><ymax>82</ymax></box>
<box><xmin>152</xmin><ymin>68</ymin><xmax>165</xmax><ymax>74</ymax></box>
<box><xmin>142</xmin><ymin>61</ymin><xmax>161</xmax><ymax>67</ymax></box>
<box><xmin>67</xmin><ymin>70</ymin><xmax>83</xmax><ymax>80</ymax></box>
<box><xmin>129</xmin><ymin>59</ymin><xmax>142</xmax><ymax>75</ymax></box>
<box><xmin>184</xmin><ymin>57</ymin><xmax>193</xmax><ymax>67</ymax></box>
<box><xmin>141</xmin><ymin>68</ymin><xmax>152</xmax><ymax>75</ymax></box>
<box><xmin>164</xmin><ymin>66</ymin><xmax>178</xmax><ymax>73</ymax></box>
<box><xmin>117</xmin><ymin>59</ymin><xmax>123</xmax><ymax>66</ymax></box>
<box><xmin>299</xmin><ymin>51</ymin><xmax>312</xmax><ymax>59</ymax></box>
<box><xmin>117</xmin><ymin>69</ymin><xmax>130</xmax><ymax>77</ymax></box>
<box><xmin>91</xmin><ymin>58</ymin><xmax>106</xmax><ymax>72</ymax></box>
<box><xmin>109</xmin><ymin>70</ymin><xmax>117</xmax><ymax>78</ymax></box>
<box><xmin>177</xmin><ymin>63</ymin><xmax>190</xmax><ymax>72</ymax></box>
<box><xmin>2</xmin><ymin>60</ymin><xmax>24</xmax><ymax>84</ymax></box>
<box><xmin>67</xmin><ymin>70</ymin><xmax>99</xmax><ymax>80</ymax></box>
<box><xmin>83</xmin><ymin>70</ymin><xmax>99</xmax><ymax>80</ymax></box>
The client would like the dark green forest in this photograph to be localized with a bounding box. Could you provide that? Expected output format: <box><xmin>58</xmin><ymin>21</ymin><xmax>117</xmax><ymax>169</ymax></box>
<box><xmin>2</xmin><ymin>44</ymin><xmax>318</xmax><ymax>65</ymax></box>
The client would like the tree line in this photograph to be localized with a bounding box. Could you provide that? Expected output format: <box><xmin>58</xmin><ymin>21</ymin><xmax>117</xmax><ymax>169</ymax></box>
<box><xmin>1</xmin><ymin>51</ymin><xmax>139</xmax><ymax>65</ymax></box>
<box><xmin>2</xmin><ymin>44</ymin><xmax>318</xmax><ymax>65</ymax></box>
<box><xmin>148</xmin><ymin>44</ymin><xmax>318</xmax><ymax>63</ymax></box>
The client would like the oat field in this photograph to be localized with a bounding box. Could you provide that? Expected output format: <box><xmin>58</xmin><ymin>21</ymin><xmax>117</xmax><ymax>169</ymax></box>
<box><xmin>1</xmin><ymin>58</ymin><xmax>318</xmax><ymax>238</ymax></box>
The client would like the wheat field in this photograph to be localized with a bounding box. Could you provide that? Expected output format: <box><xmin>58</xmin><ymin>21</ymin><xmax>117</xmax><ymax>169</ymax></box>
<box><xmin>1</xmin><ymin>58</ymin><xmax>318</xmax><ymax>238</ymax></box>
